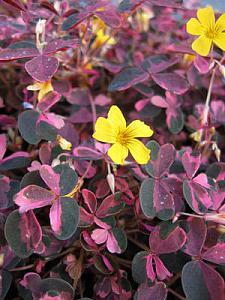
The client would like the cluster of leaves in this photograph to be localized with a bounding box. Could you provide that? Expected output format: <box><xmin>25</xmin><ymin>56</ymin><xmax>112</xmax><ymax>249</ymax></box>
<box><xmin>1</xmin><ymin>0</ymin><xmax>225</xmax><ymax>299</ymax></box>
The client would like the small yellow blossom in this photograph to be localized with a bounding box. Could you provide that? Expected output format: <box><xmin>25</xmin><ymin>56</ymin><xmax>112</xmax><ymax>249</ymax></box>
<box><xmin>92</xmin><ymin>16</ymin><xmax>106</xmax><ymax>34</ymax></box>
<box><xmin>93</xmin><ymin>105</ymin><xmax>153</xmax><ymax>165</ymax></box>
<box><xmin>56</xmin><ymin>135</ymin><xmax>72</xmax><ymax>151</ymax></box>
<box><xmin>27</xmin><ymin>80</ymin><xmax>53</xmax><ymax>102</ymax></box>
<box><xmin>135</xmin><ymin>8</ymin><xmax>153</xmax><ymax>32</ymax></box>
<box><xmin>91</xmin><ymin>29</ymin><xmax>116</xmax><ymax>49</ymax></box>
<box><xmin>190</xmin><ymin>129</ymin><xmax>202</xmax><ymax>142</ymax></box>
<box><xmin>186</xmin><ymin>6</ymin><xmax>225</xmax><ymax>56</ymax></box>
<box><xmin>183</xmin><ymin>53</ymin><xmax>196</xmax><ymax>63</ymax></box>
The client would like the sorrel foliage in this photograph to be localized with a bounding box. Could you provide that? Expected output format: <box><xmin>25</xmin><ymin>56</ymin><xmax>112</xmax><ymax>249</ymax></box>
<box><xmin>1</xmin><ymin>0</ymin><xmax>225</xmax><ymax>299</ymax></box>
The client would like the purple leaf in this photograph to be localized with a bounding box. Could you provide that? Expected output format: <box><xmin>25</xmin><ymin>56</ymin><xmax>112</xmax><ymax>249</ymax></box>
<box><xmin>49</xmin><ymin>199</ymin><xmax>62</xmax><ymax>234</ymax></box>
<box><xmin>136</xmin><ymin>282</ymin><xmax>168</xmax><ymax>300</ymax></box>
<box><xmin>73</xmin><ymin>146</ymin><xmax>103</xmax><ymax>160</ymax></box>
<box><xmin>38</xmin><ymin>112</ymin><xmax>64</xmax><ymax>130</ymax></box>
<box><xmin>82</xmin><ymin>189</ymin><xmax>97</xmax><ymax>214</ymax></box>
<box><xmin>151</xmin><ymin>96</ymin><xmax>168</xmax><ymax>108</ymax></box>
<box><xmin>0</xmin><ymin>134</ymin><xmax>6</xmax><ymax>160</ymax></box>
<box><xmin>37</xmin><ymin>91</ymin><xmax>61</xmax><ymax>112</ymax></box>
<box><xmin>154</xmin><ymin>180</ymin><xmax>175</xmax><ymax>218</ymax></box>
<box><xmin>2</xmin><ymin>0</ymin><xmax>27</xmax><ymax>11</ymax></box>
<box><xmin>193</xmin><ymin>173</ymin><xmax>211</xmax><ymax>189</ymax></box>
<box><xmin>95</xmin><ymin>94</ymin><xmax>111</xmax><ymax>106</ymax></box>
<box><xmin>202</xmin><ymin>243</ymin><xmax>225</xmax><ymax>265</ymax></box>
<box><xmin>182</xmin><ymin>152</ymin><xmax>201</xmax><ymax>179</ymax></box>
<box><xmin>106</xmin><ymin>231</ymin><xmax>121</xmax><ymax>254</ymax></box>
<box><xmin>148</xmin><ymin>143</ymin><xmax>175</xmax><ymax>178</ymax></box>
<box><xmin>96</xmin><ymin>193</ymin><xmax>124</xmax><ymax>218</ymax></box>
<box><xmin>43</xmin><ymin>39</ymin><xmax>80</xmax><ymax>54</ymax></box>
<box><xmin>95</xmin><ymin>9</ymin><xmax>121</xmax><ymax>28</ymax></box>
<box><xmin>0</xmin><ymin>176</ymin><xmax>10</xmax><ymax>209</ymax></box>
<box><xmin>211</xmin><ymin>100</ymin><xmax>225</xmax><ymax>124</ymax></box>
<box><xmin>194</xmin><ymin>55</ymin><xmax>210</xmax><ymax>74</ymax></box>
<box><xmin>39</xmin><ymin>165</ymin><xmax>60</xmax><ymax>195</ymax></box>
<box><xmin>25</xmin><ymin>55</ymin><xmax>59</xmax><ymax>82</ymax></box>
<box><xmin>183</xmin><ymin>179</ymin><xmax>212</xmax><ymax>214</ymax></box>
<box><xmin>67</xmin><ymin>88</ymin><xmax>90</xmax><ymax>105</ymax></box>
<box><xmin>154</xmin><ymin>255</ymin><xmax>173</xmax><ymax>280</ymax></box>
<box><xmin>62</xmin><ymin>12</ymin><xmax>90</xmax><ymax>31</ymax></box>
<box><xmin>182</xmin><ymin>261</ymin><xmax>225</xmax><ymax>300</ymax></box>
<box><xmin>14</xmin><ymin>185</ymin><xmax>55</xmax><ymax>213</ymax></box>
<box><xmin>149</xmin><ymin>226</ymin><xmax>186</xmax><ymax>254</ymax></box>
<box><xmin>91</xmin><ymin>228</ymin><xmax>108</xmax><ymax>244</ymax></box>
<box><xmin>108</xmin><ymin>67</ymin><xmax>149</xmax><ymax>92</ymax></box>
<box><xmin>69</xmin><ymin>107</ymin><xmax>93</xmax><ymax>123</ymax></box>
<box><xmin>21</xmin><ymin>210</ymin><xmax>43</xmax><ymax>251</ymax></box>
<box><xmin>148</xmin><ymin>0</ymin><xmax>183</xmax><ymax>8</ymax></box>
<box><xmin>0</xmin><ymin>48</ymin><xmax>38</xmax><ymax>61</ymax></box>
<box><xmin>182</xmin><ymin>217</ymin><xmax>207</xmax><ymax>257</ymax></box>
<box><xmin>20</xmin><ymin>272</ymin><xmax>41</xmax><ymax>300</ymax></box>
<box><xmin>142</xmin><ymin>55</ymin><xmax>179</xmax><ymax>74</ymax></box>
<box><xmin>79</xmin><ymin>207</ymin><xmax>94</xmax><ymax>226</ymax></box>
<box><xmin>152</xmin><ymin>72</ymin><xmax>189</xmax><ymax>95</ymax></box>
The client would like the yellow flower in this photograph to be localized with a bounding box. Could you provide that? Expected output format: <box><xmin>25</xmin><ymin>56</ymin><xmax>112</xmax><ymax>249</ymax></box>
<box><xmin>91</xmin><ymin>29</ymin><xmax>116</xmax><ymax>49</ymax></box>
<box><xmin>186</xmin><ymin>6</ymin><xmax>225</xmax><ymax>56</ymax></box>
<box><xmin>183</xmin><ymin>53</ymin><xmax>195</xmax><ymax>63</ymax></box>
<box><xmin>92</xmin><ymin>16</ymin><xmax>106</xmax><ymax>34</ymax></box>
<box><xmin>93</xmin><ymin>105</ymin><xmax>153</xmax><ymax>165</ymax></box>
<box><xmin>56</xmin><ymin>135</ymin><xmax>72</xmax><ymax>151</ymax></box>
<box><xmin>27</xmin><ymin>80</ymin><xmax>53</xmax><ymax>102</ymax></box>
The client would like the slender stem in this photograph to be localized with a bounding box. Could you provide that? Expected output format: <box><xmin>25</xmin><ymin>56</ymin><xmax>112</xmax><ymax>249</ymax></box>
<box><xmin>115</xmin><ymin>257</ymin><xmax>132</xmax><ymax>268</ymax></box>
<box><xmin>202</xmin><ymin>68</ymin><xmax>216</xmax><ymax>125</ymax></box>
<box><xmin>88</xmin><ymin>91</ymin><xmax>96</xmax><ymax>131</ymax></box>
<box><xmin>178</xmin><ymin>212</ymin><xmax>204</xmax><ymax>219</ymax></box>
<box><xmin>9</xmin><ymin>264</ymin><xmax>34</xmax><ymax>272</ymax></box>
<box><xmin>168</xmin><ymin>288</ymin><xmax>186</xmax><ymax>300</ymax></box>
<box><xmin>127</xmin><ymin>236</ymin><xmax>149</xmax><ymax>251</ymax></box>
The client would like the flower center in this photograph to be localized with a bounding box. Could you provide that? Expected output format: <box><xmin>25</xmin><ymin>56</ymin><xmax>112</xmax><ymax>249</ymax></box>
<box><xmin>116</xmin><ymin>131</ymin><xmax>129</xmax><ymax>146</ymax></box>
<box><xmin>205</xmin><ymin>27</ymin><xmax>217</xmax><ymax>39</ymax></box>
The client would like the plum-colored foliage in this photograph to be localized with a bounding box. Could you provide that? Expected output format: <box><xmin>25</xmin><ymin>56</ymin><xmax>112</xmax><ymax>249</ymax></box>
<box><xmin>1</xmin><ymin>0</ymin><xmax>225</xmax><ymax>299</ymax></box>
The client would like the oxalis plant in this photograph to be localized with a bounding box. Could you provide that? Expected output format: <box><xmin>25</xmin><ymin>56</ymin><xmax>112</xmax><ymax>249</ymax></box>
<box><xmin>1</xmin><ymin>0</ymin><xmax>225</xmax><ymax>299</ymax></box>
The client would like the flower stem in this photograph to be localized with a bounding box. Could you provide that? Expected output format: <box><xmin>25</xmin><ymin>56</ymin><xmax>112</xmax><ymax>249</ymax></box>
<box><xmin>202</xmin><ymin>68</ymin><xmax>216</xmax><ymax>126</ymax></box>
<box><xmin>168</xmin><ymin>288</ymin><xmax>186</xmax><ymax>300</ymax></box>
<box><xmin>178</xmin><ymin>212</ymin><xmax>204</xmax><ymax>219</ymax></box>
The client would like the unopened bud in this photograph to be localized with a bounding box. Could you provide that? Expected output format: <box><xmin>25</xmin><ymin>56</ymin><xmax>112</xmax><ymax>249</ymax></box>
<box><xmin>212</xmin><ymin>142</ymin><xmax>221</xmax><ymax>162</ymax></box>
<box><xmin>36</xmin><ymin>19</ymin><xmax>46</xmax><ymax>51</ymax></box>
<box><xmin>51</xmin><ymin>158</ymin><xmax>61</xmax><ymax>167</ymax></box>
<box><xmin>107</xmin><ymin>173</ymin><xmax>115</xmax><ymax>194</ymax></box>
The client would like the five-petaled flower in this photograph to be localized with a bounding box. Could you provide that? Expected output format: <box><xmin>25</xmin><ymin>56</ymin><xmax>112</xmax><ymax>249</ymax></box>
<box><xmin>93</xmin><ymin>105</ymin><xmax>153</xmax><ymax>165</ymax></box>
<box><xmin>186</xmin><ymin>6</ymin><xmax>225</xmax><ymax>56</ymax></box>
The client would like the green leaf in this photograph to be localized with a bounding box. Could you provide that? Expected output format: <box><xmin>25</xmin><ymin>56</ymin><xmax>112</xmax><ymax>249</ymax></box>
<box><xmin>54</xmin><ymin>197</ymin><xmax>80</xmax><ymax>240</ymax></box>
<box><xmin>18</xmin><ymin>110</ymin><xmax>41</xmax><ymax>144</ymax></box>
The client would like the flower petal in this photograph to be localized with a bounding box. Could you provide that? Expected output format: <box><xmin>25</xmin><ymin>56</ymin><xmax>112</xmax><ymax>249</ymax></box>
<box><xmin>125</xmin><ymin>120</ymin><xmax>153</xmax><ymax>138</ymax></box>
<box><xmin>186</xmin><ymin>18</ymin><xmax>203</xmax><ymax>36</ymax></box>
<box><xmin>108</xmin><ymin>143</ymin><xmax>128</xmax><ymax>165</ymax></box>
<box><xmin>93</xmin><ymin>117</ymin><xmax>116</xmax><ymax>143</ymax></box>
<box><xmin>127</xmin><ymin>139</ymin><xmax>150</xmax><ymax>164</ymax></box>
<box><xmin>215</xmin><ymin>13</ymin><xmax>225</xmax><ymax>32</ymax></box>
<box><xmin>197</xmin><ymin>6</ymin><xmax>215</xmax><ymax>28</ymax></box>
<box><xmin>27</xmin><ymin>82</ymin><xmax>43</xmax><ymax>91</ymax></box>
<box><xmin>191</xmin><ymin>35</ymin><xmax>212</xmax><ymax>56</ymax></box>
<box><xmin>214</xmin><ymin>32</ymin><xmax>225</xmax><ymax>51</ymax></box>
<box><xmin>108</xmin><ymin>105</ymin><xmax>126</xmax><ymax>131</ymax></box>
